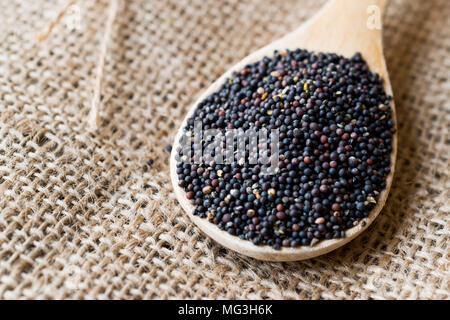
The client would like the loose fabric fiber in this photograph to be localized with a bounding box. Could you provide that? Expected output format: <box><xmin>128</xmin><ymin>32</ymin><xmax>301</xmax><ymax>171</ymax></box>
<box><xmin>0</xmin><ymin>0</ymin><xmax>448</xmax><ymax>299</ymax></box>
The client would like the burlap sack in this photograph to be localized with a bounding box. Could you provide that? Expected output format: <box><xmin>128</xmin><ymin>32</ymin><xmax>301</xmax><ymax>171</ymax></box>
<box><xmin>0</xmin><ymin>0</ymin><xmax>448</xmax><ymax>299</ymax></box>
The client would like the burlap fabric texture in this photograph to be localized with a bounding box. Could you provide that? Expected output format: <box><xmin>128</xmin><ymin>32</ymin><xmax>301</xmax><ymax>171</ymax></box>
<box><xmin>0</xmin><ymin>0</ymin><xmax>448</xmax><ymax>299</ymax></box>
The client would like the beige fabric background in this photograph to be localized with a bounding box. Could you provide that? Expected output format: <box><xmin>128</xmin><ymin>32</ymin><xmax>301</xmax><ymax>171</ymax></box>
<box><xmin>0</xmin><ymin>0</ymin><xmax>448</xmax><ymax>299</ymax></box>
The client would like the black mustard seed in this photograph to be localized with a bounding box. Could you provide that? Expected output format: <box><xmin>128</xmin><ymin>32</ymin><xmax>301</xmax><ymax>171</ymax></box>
<box><xmin>176</xmin><ymin>49</ymin><xmax>395</xmax><ymax>249</ymax></box>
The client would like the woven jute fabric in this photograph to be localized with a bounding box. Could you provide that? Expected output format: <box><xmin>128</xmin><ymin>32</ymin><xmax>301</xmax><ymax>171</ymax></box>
<box><xmin>0</xmin><ymin>0</ymin><xmax>448</xmax><ymax>299</ymax></box>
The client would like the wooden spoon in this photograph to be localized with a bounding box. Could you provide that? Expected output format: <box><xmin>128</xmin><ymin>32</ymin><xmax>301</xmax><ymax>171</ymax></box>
<box><xmin>170</xmin><ymin>0</ymin><xmax>397</xmax><ymax>261</ymax></box>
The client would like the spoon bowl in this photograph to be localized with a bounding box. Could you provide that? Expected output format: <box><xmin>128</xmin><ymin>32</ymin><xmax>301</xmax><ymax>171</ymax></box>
<box><xmin>170</xmin><ymin>0</ymin><xmax>397</xmax><ymax>261</ymax></box>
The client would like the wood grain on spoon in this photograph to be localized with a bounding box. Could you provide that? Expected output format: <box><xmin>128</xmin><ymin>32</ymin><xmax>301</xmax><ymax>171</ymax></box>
<box><xmin>170</xmin><ymin>0</ymin><xmax>397</xmax><ymax>261</ymax></box>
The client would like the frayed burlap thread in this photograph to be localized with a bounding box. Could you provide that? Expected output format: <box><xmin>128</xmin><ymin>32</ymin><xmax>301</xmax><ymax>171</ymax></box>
<box><xmin>0</xmin><ymin>0</ymin><xmax>448</xmax><ymax>299</ymax></box>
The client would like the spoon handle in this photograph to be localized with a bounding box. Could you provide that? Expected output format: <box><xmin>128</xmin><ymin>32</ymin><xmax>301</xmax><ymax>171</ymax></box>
<box><xmin>312</xmin><ymin>0</ymin><xmax>390</xmax><ymax>35</ymax></box>
<box><xmin>326</xmin><ymin>0</ymin><xmax>390</xmax><ymax>15</ymax></box>
<box><xmin>279</xmin><ymin>0</ymin><xmax>390</xmax><ymax>77</ymax></box>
